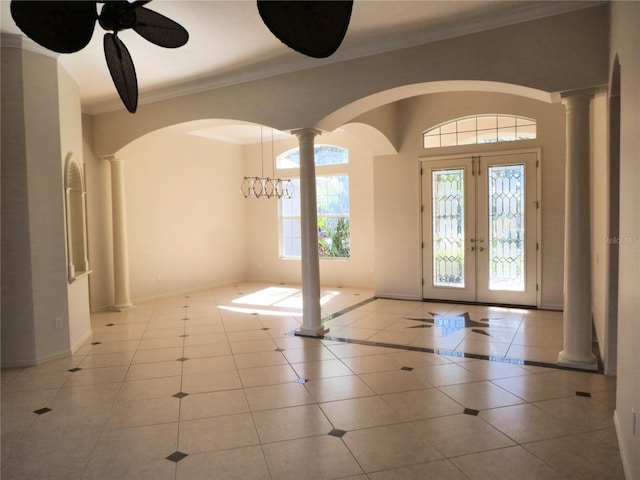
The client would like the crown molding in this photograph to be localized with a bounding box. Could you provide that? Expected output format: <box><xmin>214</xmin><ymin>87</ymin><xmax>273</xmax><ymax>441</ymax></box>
<box><xmin>1</xmin><ymin>33</ymin><xmax>59</xmax><ymax>60</ymax></box>
<box><xmin>82</xmin><ymin>0</ymin><xmax>607</xmax><ymax>116</ymax></box>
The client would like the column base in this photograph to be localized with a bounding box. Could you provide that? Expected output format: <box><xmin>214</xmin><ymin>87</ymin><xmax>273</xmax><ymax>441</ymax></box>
<box><xmin>295</xmin><ymin>325</ymin><xmax>329</xmax><ymax>338</ymax></box>
<box><xmin>557</xmin><ymin>350</ymin><xmax>598</xmax><ymax>371</ymax></box>
<box><xmin>109</xmin><ymin>303</ymin><xmax>134</xmax><ymax>312</ymax></box>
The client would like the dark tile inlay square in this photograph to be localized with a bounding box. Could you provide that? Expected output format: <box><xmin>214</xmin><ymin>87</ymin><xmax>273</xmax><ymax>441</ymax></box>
<box><xmin>177</xmin><ymin>357</ymin><xmax>189</xmax><ymax>362</ymax></box>
<box><xmin>328</xmin><ymin>428</ymin><xmax>347</xmax><ymax>438</ymax></box>
<box><xmin>401</xmin><ymin>366</ymin><xmax>414</xmax><ymax>371</ymax></box>
<box><xmin>179</xmin><ymin>334</ymin><xmax>189</xmax><ymax>338</ymax></box>
<box><xmin>166</xmin><ymin>451</ymin><xmax>188</xmax><ymax>463</ymax></box>
<box><xmin>463</xmin><ymin>408</ymin><xmax>480</xmax><ymax>416</ymax></box>
<box><xmin>68</xmin><ymin>367</ymin><xmax>82</xmax><ymax>372</ymax></box>
<box><xmin>105</xmin><ymin>323</ymin><xmax>116</xmax><ymax>327</ymax></box>
<box><xmin>275</xmin><ymin>348</ymin><xmax>285</xmax><ymax>352</ymax></box>
<box><xmin>295</xmin><ymin>378</ymin><xmax>308</xmax><ymax>384</ymax></box>
<box><xmin>90</xmin><ymin>342</ymin><xmax>102</xmax><ymax>345</ymax></box>
<box><xmin>33</xmin><ymin>407</ymin><xmax>51</xmax><ymax>415</ymax></box>
<box><xmin>576</xmin><ymin>391</ymin><xmax>592</xmax><ymax>397</ymax></box>
<box><xmin>173</xmin><ymin>392</ymin><xmax>189</xmax><ymax>399</ymax></box>
<box><xmin>182</xmin><ymin>318</ymin><xmax>190</xmax><ymax>321</ymax></box>
<box><xmin>261</xmin><ymin>327</ymin><xmax>270</xmax><ymax>331</ymax></box>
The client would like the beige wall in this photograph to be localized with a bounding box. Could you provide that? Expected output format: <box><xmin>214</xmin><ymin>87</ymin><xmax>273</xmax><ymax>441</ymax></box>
<box><xmin>58</xmin><ymin>65</ymin><xmax>92</xmax><ymax>352</ymax></box>
<box><xmin>91</xmin><ymin>129</ymin><xmax>245</xmax><ymax>308</ymax></box>
<box><xmin>113</xmin><ymin>127</ymin><xmax>247</xmax><ymax>303</ymax></box>
<box><xmin>83</xmin><ymin>114</ymin><xmax>115</xmax><ymax>310</ymax></box>
<box><xmin>1</xmin><ymin>45</ymin><xmax>72</xmax><ymax>366</ymax></box>
<box><xmin>590</xmin><ymin>92</ymin><xmax>613</xmax><ymax>373</ymax></box>
<box><xmin>610</xmin><ymin>2</ymin><xmax>640</xmax><ymax>478</ymax></box>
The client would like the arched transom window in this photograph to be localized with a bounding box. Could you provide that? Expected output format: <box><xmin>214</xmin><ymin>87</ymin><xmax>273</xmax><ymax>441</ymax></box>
<box><xmin>423</xmin><ymin>114</ymin><xmax>537</xmax><ymax>149</ymax></box>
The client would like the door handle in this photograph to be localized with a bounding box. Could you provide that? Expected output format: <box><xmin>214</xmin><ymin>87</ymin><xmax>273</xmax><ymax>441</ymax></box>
<box><xmin>479</xmin><ymin>246</ymin><xmax>485</xmax><ymax>251</ymax></box>
<box><xmin>470</xmin><ymin>246</ymin><xmax>475</xmax><ymax>252</ymax></box>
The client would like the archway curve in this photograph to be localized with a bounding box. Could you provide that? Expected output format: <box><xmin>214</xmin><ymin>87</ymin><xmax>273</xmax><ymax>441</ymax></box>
<box><xmin>316</xmin><ymin>80</ymin><xmax>557</xmax><ymax>134</ymax></box>
<box><xmin>111</xmin><ymin>117</ymin><xmax>295</xmax><ymax>159</ymax></box>
<box><xmin>338</xmin><ymin>122</ymin><xmax>397</xmax><ymax>156</ymax></box>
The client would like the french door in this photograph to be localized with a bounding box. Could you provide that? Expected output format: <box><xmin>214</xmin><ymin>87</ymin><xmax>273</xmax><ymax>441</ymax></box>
<box><xmin>422</xmin><ymin>151</ymin><xmax>538</xmax><ymax>306</ymax></box>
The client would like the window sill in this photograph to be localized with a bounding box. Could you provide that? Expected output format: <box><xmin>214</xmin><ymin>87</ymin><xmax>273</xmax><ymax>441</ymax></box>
<box><xmin>69</xmin><ymin>270</ymin><xmax>92</xmax><ymax>284</ymax></box>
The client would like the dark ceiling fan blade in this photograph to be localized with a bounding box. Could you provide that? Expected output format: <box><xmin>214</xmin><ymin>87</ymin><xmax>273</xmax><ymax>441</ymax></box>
<box><xmin>257</xmin><ymin>1</ymin><xmax>352</xmax><ymax>58</ymax></box>
<box><xmin>10</xmin><ymin>1</ymin><xmax>97</xmax><ymax>53</ymax></box>
<box><xmin>131</xmin><ymin>6</ymin><xmax>189</xmax><ymax>48</ymax></box>
<box><xmin>103</xmin><ymin>33</ymin><xmax>138</xmax><ymax>113</ymax></box>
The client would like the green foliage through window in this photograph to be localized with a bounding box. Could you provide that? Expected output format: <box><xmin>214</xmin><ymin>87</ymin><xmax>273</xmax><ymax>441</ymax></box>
<box><xmin>279</xmin><ymin>146</ymin><xmax>350</xmax><ymax>259</ymax></box>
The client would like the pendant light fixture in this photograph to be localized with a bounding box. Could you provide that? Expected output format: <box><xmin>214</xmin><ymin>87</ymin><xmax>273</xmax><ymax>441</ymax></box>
<box><xmin>241</xmin><ymin>127</ymin><xmax>293</xmax><ymax>199</ymax></box>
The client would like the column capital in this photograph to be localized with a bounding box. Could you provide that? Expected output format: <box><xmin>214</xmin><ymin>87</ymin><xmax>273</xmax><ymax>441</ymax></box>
<box><xmin>101</xmin><ymin>155</ymin><xmax>126</xmax><ymax>165</ymax></box>
<box><xmin>560</xmin><ymin>88</ymin><xmax>598</xmax><ymax>103</ymax></box>
<box><xmin>290</xmin><ymin>128</ymin><xmax>323</xmax><ymax>138</ymax></box>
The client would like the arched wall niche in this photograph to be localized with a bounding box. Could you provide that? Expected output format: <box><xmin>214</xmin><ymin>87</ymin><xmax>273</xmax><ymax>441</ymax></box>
<box><xmin>64</xmin><ymin>153</ymin><xmax>90</xmax><ymax>282</ymax></box>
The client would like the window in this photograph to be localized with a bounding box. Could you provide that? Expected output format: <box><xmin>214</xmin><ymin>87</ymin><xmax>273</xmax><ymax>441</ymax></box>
<box><xmin>279</xmin><ymin>146</ymin><xmax>350</xmax><ymax>258</ymax></box>
<box><xmin>423</xmin><ymin>115</ymin><xmax>536</xmax><ymax>149</ymax></box>
<box><xmin>277</xmin><ymin>144</ymin><xmax>348</xmax><ymax>168</ymax></box>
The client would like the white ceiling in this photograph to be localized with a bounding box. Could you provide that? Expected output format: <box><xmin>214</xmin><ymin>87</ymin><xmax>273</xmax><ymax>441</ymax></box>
<box><xmin>1</xmin><ymin>0</ymin><xmax>596</xmax><ymax>141</ymax></box>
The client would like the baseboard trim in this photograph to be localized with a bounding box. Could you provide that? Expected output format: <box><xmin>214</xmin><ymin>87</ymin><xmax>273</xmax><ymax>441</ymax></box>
<box><xmin>613</xmin><ymin>409</ymin><xmax>633</xmax><ymax>480</ymax></box>
<box><xmin>1</xmin><ymin>349</ymin><xmax>72</xmax><ymax>369</ymax></box>
<box><xmin>71</xmin><ymin>329</ymin><xmax>93</xmax><ymax>354</ymax></box>
<box><xmin>539</xmin><ymin>304</ymin><xmax>564</xmax><ymax>311</ymax></box>
<box><xmin>374</xmin><ymin>292</ymin><xmax>422</xmax><ymax>301</ymax></box>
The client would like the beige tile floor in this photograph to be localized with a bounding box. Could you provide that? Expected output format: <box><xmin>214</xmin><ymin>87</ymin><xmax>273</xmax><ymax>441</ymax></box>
<box><xmin>1</xmin><ymin>282</ymin><xmax>624</xmax><ymax>479</ymax></box>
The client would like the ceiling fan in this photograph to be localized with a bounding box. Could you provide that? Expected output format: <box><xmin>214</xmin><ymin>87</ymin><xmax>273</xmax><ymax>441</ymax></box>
<box><xmin>10</xmin><ymin>0</ymin><xmax>353</xmax><ymax>114</ymax></box>
<box><xmin>10</xmin><ymin>0</ymin><xmax>189</xmax><ymax>113</ymax></box>
<box><xmin>257</xmin><ymin>1</ymin><xmax>353</xmax><ymax>59</ymax></box>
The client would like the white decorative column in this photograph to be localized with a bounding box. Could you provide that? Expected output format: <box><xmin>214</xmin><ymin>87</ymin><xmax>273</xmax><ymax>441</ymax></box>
<box><xmin>292</xmin><ymin>128</ymin><xmax>328</xmax><ymax>337</ymax></box>
<box><xmin>558</xmin><ymin>89</ymin><xmax>597</xmax><ymax>370</ymax></box>
<box><xmin>105</xmin><ymin>156</ymin><xmax>134</xmax><ymax>311</ymax></box>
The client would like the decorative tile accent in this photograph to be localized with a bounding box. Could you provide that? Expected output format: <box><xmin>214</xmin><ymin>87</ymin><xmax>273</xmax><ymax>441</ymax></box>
<box><xmin>576</xmin><ymin>391</ymin><xmax>592</xmax><ymax>398</ymax></box>
<box><xmin>401</xmin><ymin>366</ymin><xmax>414</xmax><ymax>371</ymax></box>
<box><xmin>463</xmin><ymin>408</ymin><xmax>480</xmax><ymax>416</ymax></box>
<box><xmin>68</xmin><ymin>367</ymin><xmax>82</xmax><ymax>372</ymax></box>
<box><xmin>275</xmin><ymin>348</ymin><xmax>285</xmax><ymax>352</ymax></box>
<box><xmin>182</xmin><ymin>318</ymin><xmax>190</xmax><ymax>321</ymax></box>
<box><xmin>90</xmin><ymin>342</ymin><xmax>102</xmax><ymax>345</ymax></box>
<box><xmin>251</xmin><ymin>312</ymin><xmax>259</xmax><ymax>316</ymax></box>
<box><xmin>166</xmin><ymin>451</ymin><xmax>188</xmax><ymax>463</ymax></box>
<box><xmin>328</xmin><ymin>428</ymin><xmax>347</xmax><ymax>438</ymax></box>
<box><xmin>403</xmin><ymin>312</ymin><xmax>498</xmax><ymax>336</ymax></box>
<box><xmin>33</xmin><ymin>407</ymin><xmax>51</xmax><ymax>415</ymax></box>
<box><xmin>105</xmin><ymin>323</ymin><xmax>116</xmax><ymax>327</ymax></box>
<box><xmin>173</xmin><ymin>392</ymin><xmax>189</xmax><ymax>399</ymax></box>
<box><xmin>295</xmin><ymin>378</ymin><xmax>308</xmax><ymax>384</ymax></box>
<box><xmin>179</xmin><ymin>334</ymin><xmax>189</xmax><ymax>338</ymax></box>
<box><xmin>261</xmin><ymin>327</ymin><xmax>270</xmax><ymax>331</ymax></box>
<box><xmin>177</xmin><ymin>357</ymin><xmax>189</xmax><ymax>362</ymax></box>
